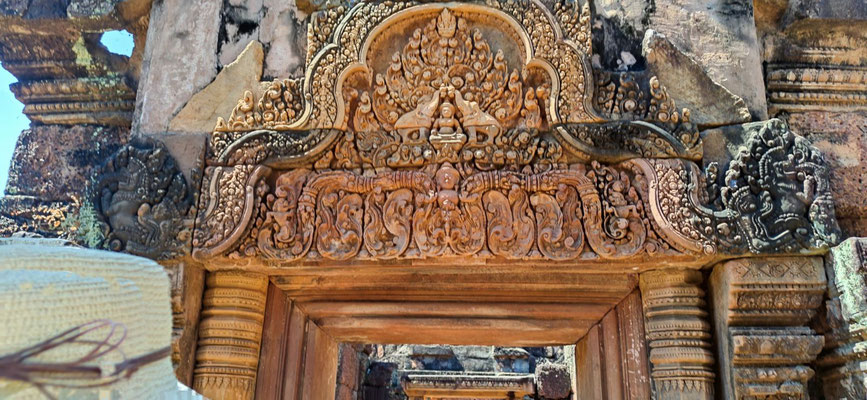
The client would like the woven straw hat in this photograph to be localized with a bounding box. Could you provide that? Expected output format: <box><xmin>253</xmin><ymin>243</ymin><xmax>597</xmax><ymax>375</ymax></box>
<box><xmin>0</xmin><ymin>238</ymin><xmax>203</xmax><ymax>399</ymax></box>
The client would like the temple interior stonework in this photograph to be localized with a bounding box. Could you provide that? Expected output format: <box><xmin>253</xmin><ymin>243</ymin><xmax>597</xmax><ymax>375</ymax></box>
<box><xmin>0</xmin><ymin>0</ymin><xmax>865</xmax><ymax>399</ymax></box>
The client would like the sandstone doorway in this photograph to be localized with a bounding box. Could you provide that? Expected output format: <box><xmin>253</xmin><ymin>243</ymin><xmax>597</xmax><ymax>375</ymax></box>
<box><xmin>249</xmin><ymin>263</ymin><xmax>651</xmax><ymax>399</ymax></box>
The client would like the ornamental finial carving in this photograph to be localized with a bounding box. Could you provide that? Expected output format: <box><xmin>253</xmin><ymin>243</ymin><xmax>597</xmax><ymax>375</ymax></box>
<box><xmin>94</xmin><ymin>140</ymin><xmax>195</xmax><ymax>260</ymax></box>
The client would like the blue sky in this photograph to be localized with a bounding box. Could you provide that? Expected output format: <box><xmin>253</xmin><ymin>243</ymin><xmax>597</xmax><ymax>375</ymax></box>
<box><xmin>0</xmin><ymin>30</ymin><xmax>134</xmax><ymax>194</ymax></box>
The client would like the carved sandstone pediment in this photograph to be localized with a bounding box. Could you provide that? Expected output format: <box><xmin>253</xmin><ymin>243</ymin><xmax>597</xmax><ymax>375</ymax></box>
<box><xmin>175</xmin><ymin>1</ymin><xmax>841</xmax><ymax>267</ymax></box>
<box><xmin>209</xmin><ymin>1</ymin><xmax>701</xmax><ymax>168</ymax></box>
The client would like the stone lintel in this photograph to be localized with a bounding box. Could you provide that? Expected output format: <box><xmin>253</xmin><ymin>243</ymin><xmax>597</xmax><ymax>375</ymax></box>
<box><xmin>401</xmin><ymin>371</ymin><xmax>535</xmax><ymax>398</ymax></box>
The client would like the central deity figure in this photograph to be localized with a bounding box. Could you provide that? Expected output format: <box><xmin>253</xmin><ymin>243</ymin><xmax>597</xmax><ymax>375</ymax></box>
<box><xmin>394</xmin><ymin>84</ymin><xmax>502</xmax><ymax>162</ymax></box>
<box><xmin>359</xmin><ymin>8</ymin><xmax>539</xmax><ymax>166</ymax></box>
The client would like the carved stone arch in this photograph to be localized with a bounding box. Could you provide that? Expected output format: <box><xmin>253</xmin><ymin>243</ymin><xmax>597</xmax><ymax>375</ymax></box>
<box><xmin>326</xmin><ymin>1</ymin><xmax>597</xmax><ymax>131</ymax></box>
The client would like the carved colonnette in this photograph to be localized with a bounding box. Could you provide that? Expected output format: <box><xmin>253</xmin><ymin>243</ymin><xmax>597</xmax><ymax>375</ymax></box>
<box><xmin>818</xmin><ymin>238</ymin><xmax>867</xmax><ymax>398</ymax></box>
<box><xmin>192</xmin><ymin>271</ymin><xmax>268</xmax><ymax>400</ymax></box>
<box><xmin>639</xmin><ymin>270</ymin><xmax>715</xmax><ymax>400</ymax></box>
<box><xmin>709</xmin><ymin>257</ymin><xmax>827</xmax><ymax>399</ymax></box>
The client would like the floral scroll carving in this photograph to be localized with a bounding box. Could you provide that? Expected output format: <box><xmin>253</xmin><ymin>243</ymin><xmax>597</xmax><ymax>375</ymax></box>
<box><xmin>209</xmin><ymin>0</ymin><xmax>702</xmax><ymax>166</ymax></box>
<box><xmin>194</xmin><ymin>119</ymin><xmax>841</xmax><ymax>264</ymax></box>
<box><xmin>235</xmin><ymin>162</ymin><xmax>660</xmax><ymax>262</ymax></box>
<box><xmin>190</xmin><ymin>1</ymin><xmax>841</xmax><ymax>266</ymax></box>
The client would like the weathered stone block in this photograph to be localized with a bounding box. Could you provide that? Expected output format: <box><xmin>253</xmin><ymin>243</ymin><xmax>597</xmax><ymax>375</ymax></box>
<box><xmin>0</xmin><ymin>196</ymin><xmax>76</xmax><ymax>238</ymax></box>
<box><xmin>134</xmin><ymin>0</ymin><xmax>221</xmax><ymax>135</ymax></box>
<box><xmin>642</xmin><ymin>30</ymin><xmax>751</xmax><ymax>127</ymax></box>
<box><xmin>826</xmin><ymin>238</ymin><xmax>867</xmax><ymax>324</ymax></box>
<box><xmin>648</xmin><ymin>0</ymin><xmax>767</xmax><ymax>119</ymax></box>
<box><xmin>170</xmin><ymin>40</ymin><xmax>263</xmax><ymax>134</ymax></box>
<box><xmin>819</xmin><ymin>237</ymin><xmax>867</xmax><ymax>399</ymax></box>
<box><xmin>588</xmin><ymin>0</ymin><xmax>767</xmax><ymax>118</ymax></box>
<box><xmin>535</xmin><ymin>363</ymin><xmax>572</xmax><ymax>399</ymax></box>
<box><xmin>337</xmin><ymin>344</ymin><xmax>360</xmax><ymax>387</ymax></box>
<box><xmin>260</xmin><ymin>0</ymin><xmax>306</xmax><ymax>78</ymax></box>
<box><xmin>6</xmin><ymin>124</ymin><xmax>129</xmax><ymax>201</ymax></box>
<box><xmin>786</xmin><ymin>111</ymin><xmax>867</xmax><ymax>238</ymax></box>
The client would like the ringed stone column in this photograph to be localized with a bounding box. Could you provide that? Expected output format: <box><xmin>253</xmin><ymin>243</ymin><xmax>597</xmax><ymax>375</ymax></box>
<box><xmin>193</xmin><ymin>271</ymin><xmax>269</xmax><ymax>400</ymax></box>
<box><xmin>640</xmin><ymin>269</ymin><xmax>715</xmax><ymax>400</ymax></box>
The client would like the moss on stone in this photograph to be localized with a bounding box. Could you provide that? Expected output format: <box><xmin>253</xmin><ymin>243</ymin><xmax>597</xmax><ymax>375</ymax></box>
<box><xmin>60</xmin><ymin>198</ymin><xmax>105</xmax><ymax>248</ymax></box>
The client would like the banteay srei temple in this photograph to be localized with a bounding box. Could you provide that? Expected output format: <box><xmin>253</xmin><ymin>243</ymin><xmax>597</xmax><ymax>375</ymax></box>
<box><xmin>1</xmin><ymin>0</ymin><xmax>867</xmax><ymax>398</ymax></box>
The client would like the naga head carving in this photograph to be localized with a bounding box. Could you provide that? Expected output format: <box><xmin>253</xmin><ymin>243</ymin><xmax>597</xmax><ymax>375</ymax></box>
<box><xmin>720</xmin><ymin>119</ymin><xmax>841</xmax><ymax>252</ymax></box>
<box><xmin>94</xmin><ymin>140</ymin><xmax>193</xmax><ymax>260</ymax></box>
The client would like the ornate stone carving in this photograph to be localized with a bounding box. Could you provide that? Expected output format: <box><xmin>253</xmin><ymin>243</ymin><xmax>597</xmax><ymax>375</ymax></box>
<box><xmin>767</xmin><ymin>65</ymin><xmax>867</xmax><ymax>114</ymax></box>
<box><xmin>94</xmin><ymin>140</ymin><xmax>194</xmax><ymax>260</ymax></box>
<box><xmin>192</xmin><ymin>165</ymin><xmax>271</xmax><ymax>259</ymax></box>
<box><xmin>640</xmin><ymin>270</ymin><xmax>715</xmax><ymax>400</ymax></box>
<box><xmin>710</xmin><ymin>257</ymin><xmax>827</xmax><ymax>400</ymax></box>
<box><xmin>13</xmin><ymin>77</ymin><xmax>136</xmax><ymax>126</ymax></box>
<box><xmin>209</xmin><ymin>0</ymin><xmax>702</xmax><ymax>166</ymax></box>
<box><xmin>193</xmin><ymin>3</ymin><xmax>840</xmax><ymax>266</ymax></box>
<box><xmin>193</xmin><ymin>271</ymin><xmax>268</xmax><ymax>400</ymax></box>
<box><xmin>401</xmin><ymin>371</ymin><xmax>535</xmax><ymax>399</ymax></box>
<box><xmin>644</xmin><ymin>119</ymin><xmax>841</xmax><ymax>256</ymax></box>
<box><xmin>194</xmin><ymin>122</ymin><xmax>841</xmax><ymax>265</ymax></box>
<box><xmin>197</xmin><ymin>161</ymin><xmax>694</xmax><ymax>262</ymax></box>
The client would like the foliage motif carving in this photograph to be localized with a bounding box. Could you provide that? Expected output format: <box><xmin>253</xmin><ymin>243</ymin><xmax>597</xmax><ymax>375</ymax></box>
<box><xmin>209</xmin><ymin>0</ymin><xmax>702</xmax><ymax>166</ymax></box>
<box><xmin>191</xmin><ymin>1</ymin><xmax>840</xmax><ymax>265</ymax></box>
<box><xmin>642</xmin><ymin>119</ymin><xmax>841</xmax><ymax>256</ymax></box>
<box><xmin>94</xmin><ymin>140</ymin><xmax>194</xmax><ymax>260</ymax></box>
<box><xmin>242</xmin><ymin>162</ymin><xmax>661</xmax><ymax>262</ymax></box>
<box><xmin>194</xmin><ymin>120</ymin><xmax>841</xmax><ymax>263</ymax></box>
<box><xmin>719</xmin><ymin>119</ymin><xmax>840</xmax><ymax>252</ymax></box>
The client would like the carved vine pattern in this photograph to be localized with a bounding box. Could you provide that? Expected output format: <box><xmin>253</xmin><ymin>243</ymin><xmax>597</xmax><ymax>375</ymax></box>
<box><xmin>244</xmin><ymin>162</ymin><xmax>660</xmax><ymax>261</ymax></box>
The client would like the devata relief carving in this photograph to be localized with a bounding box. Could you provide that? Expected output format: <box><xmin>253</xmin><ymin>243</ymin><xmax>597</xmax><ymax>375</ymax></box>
<box><xmin>191</xmin><ymin>1</ymin><xmax>841</xmax><ymax>266</ymax></box>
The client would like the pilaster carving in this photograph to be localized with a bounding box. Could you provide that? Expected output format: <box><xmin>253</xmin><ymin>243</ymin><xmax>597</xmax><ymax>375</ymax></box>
<box><xmin>818</xmin><ymin>238</ymin><xmax>867</xmax><ymax>398</ymax></box>
<box><xmin>640</xmin><ymin>270</ymin><xmax>715</xmax><ymax>400</ymax></box>
<box><xmin>710</xmin><ymin>257</ymin><xmax>826</xmax><ymax>399</ymax></box>
<box><xmin>193</xmin><ymin>271</ymin><xmax>268</xmax><ymax>400</ymax></box>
